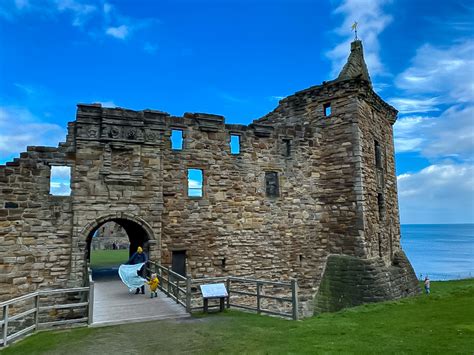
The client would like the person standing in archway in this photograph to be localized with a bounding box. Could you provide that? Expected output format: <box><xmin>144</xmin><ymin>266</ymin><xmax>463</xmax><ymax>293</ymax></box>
<box><xmin>126</xmin><ymin>246</ymin><xmax>148</xmax><ymax>294</ymax></box>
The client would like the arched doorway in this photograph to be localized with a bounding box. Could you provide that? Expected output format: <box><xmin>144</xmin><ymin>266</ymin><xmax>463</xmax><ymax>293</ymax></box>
<box><xmin>84</xmin><ymin>216</ymin><xmax>153</xmax><ymax>279</ymax></box>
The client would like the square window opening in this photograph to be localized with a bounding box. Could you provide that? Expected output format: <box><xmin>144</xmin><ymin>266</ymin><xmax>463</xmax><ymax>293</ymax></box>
<box><xmin>324</xmin><ymin>103</ymin><xmax>332</xmax><ymax>117</ymax></box>
<box><xmin>50</xmin><ymin>166</ymin><xmax>71</xmax><ymax>196</ymax></box>
<box><xmin>187</xmin><ymin>169</ymin><xmax>203</xmax><ymax>197</ymax></box>
<box><xmin>171</xmin><ymin>129</ymin><xmax>184</xmax><ymax>150</ymax></box>
<box><xmin>230</xmin><ymin>134</ymin><xmax>240</xmax><ymax>155</ymax></box>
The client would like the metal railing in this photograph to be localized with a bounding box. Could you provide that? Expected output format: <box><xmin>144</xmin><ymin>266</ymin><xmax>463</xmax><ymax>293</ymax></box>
<box><xmin>0</xmin><ymin>286</ymin><xmax>91</xmax><ymax>347</ymax></box>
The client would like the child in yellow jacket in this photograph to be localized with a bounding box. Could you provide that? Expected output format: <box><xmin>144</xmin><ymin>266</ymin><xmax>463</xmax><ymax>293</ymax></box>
<box><xmin>147</xmin><ymin>273</ymin><xmax>159</xmax><ymax>298</ymax></box>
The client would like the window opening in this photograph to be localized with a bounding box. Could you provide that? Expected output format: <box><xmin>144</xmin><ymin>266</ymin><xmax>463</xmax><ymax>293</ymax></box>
<box><xmin>377</xmin><ymin>193</ymin><xmax>385</xmax><ymax>220</ymax></box>
<box><xmin>230</xmin><ymin>134</ymin><xmax>240</xmax><ymax>155</ymax></box>
<box><xmin>283</xmin><ymin>139</ymin><xmax>291</xmax><ymax>157</ymax></box>
<box><xmin>323</xmin><ymin>103</ymin><xmax>331</xmax><ymax>117</ymax></box>
<box><xmin>265</xmin><ymin>171</ymin><xmax>279</xmax><ymax>198</ymax></box>
<box><xmin>171</xmin><ymin>129</ymin><xmax>184</xmax><ymax>150</ymax></box>
<box><xmin>375</xmin><ymin>140</ymin><xmax>382</xmax><ymax>168</ymax></box>
<box><xmin>188</xmin><ymin>169</ymin><xmax>203</xmax><ymax>197</ymax></box>
<box><xmin>50</xmin><ymin>166</ymin><xmax>71</xmax><ymax>196</ymax></box>
<box><xmin>378</xmin><ymin>233</ymin><xmax>383</xmax><ymax>258</ymax></box>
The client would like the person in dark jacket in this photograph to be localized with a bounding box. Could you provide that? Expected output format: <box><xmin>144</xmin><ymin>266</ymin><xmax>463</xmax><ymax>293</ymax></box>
<box><xmin>126</xmin><ymin>246</ymin><xmax>148</xmax><ymax>294</ymax></box>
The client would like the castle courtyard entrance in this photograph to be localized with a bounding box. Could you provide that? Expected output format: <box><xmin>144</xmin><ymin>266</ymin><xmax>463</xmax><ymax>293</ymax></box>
<box><xmin>82</xmin><ymin>216</ymin><xmax>188</xmax><ymax>325</ymax></box>
<box><xmin>86</xmin><ymin>218</ymin><xmax>151</xmax><ymax>280</ymax></box>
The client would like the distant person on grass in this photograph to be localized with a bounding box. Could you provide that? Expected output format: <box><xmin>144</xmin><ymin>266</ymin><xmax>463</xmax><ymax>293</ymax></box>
<box><xmin>424</xmin><ymin>276</ymin><xmax>430</xmax><ymax>294</ymax></box>
<box><xmin>126</xmin><ymin>246</ymin><xmax>148</xmax><ymax>294</ymax></box>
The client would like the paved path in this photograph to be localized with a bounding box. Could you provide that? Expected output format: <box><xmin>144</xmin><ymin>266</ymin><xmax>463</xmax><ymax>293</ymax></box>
<box><xmin>91</xmin><ymin>273</ymin><xmax>189</xmax><ymax>327</ymax></box>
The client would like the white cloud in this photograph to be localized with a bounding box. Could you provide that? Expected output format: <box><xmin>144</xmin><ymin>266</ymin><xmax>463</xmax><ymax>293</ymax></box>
<box><xmin>50</xmin><ymin>182</ymin><xmax>71</xmax><ymax>196</ymax></box>
<box><xmin>51</xmin><ymin>165</ymin><xmax>71</xmax><ymax>180</ymax></box>
<box><xmin>326</xmin><ymin>0</ymin><xmax>393</xmax><ymax>78</ymax></box>
<box><xmin>106</xmin><ymin>24</ymin><xmax>129</xmax><ymax>39</ymax></box>
<box><xmin>422</xmin><ymin>105</ymin><xmax>474</xmax><ymax>161</ymax></box>
<box><xmin>0</xmin><ymin>106</ymin><xmax>66</xmax><ymax>163</ymax></box>
<box><xmin>188</xmin><ymin>179</ymin><xmax>202</xmax><ymax>189</ymax></box>
<box><xmin>398</xmin><ymin>164</ymin><xmax>474</xmax><ymax>223</ymax></box>
<box><xmin>395</xmin><ymin>40</ymin><xmax>474</xmax><ymax>104</ymax></box>
<box><xmin>388</xmin><ymin>97</ymin><xmax>441</xmax><ymax>114</ymax></box>
<box><xmin>394</xmin><ymin>105</ymin><xmax>474</xmax><ymax>161</ymax></box>
<box><xmin>54</xmin><ymin>0</ymin><xmax>97</xmax><ymax>27</ymax></box>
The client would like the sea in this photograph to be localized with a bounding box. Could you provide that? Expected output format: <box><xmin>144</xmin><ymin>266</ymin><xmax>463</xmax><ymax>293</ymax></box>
<box><xmin>401</xmin><ymin>224</ymin><xmax>474</xmax><ymax>281</ymax></box>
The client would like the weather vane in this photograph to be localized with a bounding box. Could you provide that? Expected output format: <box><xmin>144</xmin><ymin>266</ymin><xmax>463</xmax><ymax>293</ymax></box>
<box><xmin>351</xmin><ymin>21</ymin><xmax>358</xmax><ymax>40</ymax></box>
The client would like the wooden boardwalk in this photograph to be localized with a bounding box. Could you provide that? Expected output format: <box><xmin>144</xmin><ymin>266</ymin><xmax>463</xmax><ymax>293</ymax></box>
<box><xmin>91</xmin><ymin>276</ymin><xmax>190</xmax><ymax>327</ymax></box>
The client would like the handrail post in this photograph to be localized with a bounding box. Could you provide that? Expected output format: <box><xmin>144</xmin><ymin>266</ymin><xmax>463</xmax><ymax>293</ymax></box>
<box><xmin>291</xmin><ymin>279</ymin><xmax>298</xmax><ymax>320</ymax></box>
<box><xmin>226</xmin><ymin>278</ymin><xmax>231</xmax><ymax>309</ymax></box>
<box><xmin>88</xmin><ymin>281</ymin><xmax>94</xmax><ymax>325</ymax></box>
<box><xmin>2</xmin><ymin>305</ymin><xmax>8</xmax><ymax>346</ymax></box>
<box><xmin>35</xmin><ymin>293</ymin><xmax>40</xmax><ymax>330</ymax></box>
<box><xmin>185</xmin><ymin>277</ymin><xmax>192</xmax><ymax>313</ymax></box>
<box><xmin>175</xmin><ymin>279</ymin><xmax>179</xmax><ymax>303</ymax></box>
<box><xmin>256</xmin><ymin>282</ymin><xmax>261</xmax><ymax>315</ymax></box>
<box><xmin>167</xmin><ymin>267</ymin><xmax>171</xmax><ymax>297</ymax></box>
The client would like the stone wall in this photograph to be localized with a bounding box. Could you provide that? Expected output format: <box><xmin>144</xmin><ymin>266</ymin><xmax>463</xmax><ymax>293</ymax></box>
<box><xmin>0</xmin><ymin>136</ymin><xmax>75</xmax><ymax>299</ymax></box>
<box><xmin>314</xmin><ymin>251</ymin><xmax>420</xmax><ymax>313</ymax></box>
<box><xmin>0</xmin><ymin>40</ymin><xmax>421</xmax><ymax>317</ymax></box>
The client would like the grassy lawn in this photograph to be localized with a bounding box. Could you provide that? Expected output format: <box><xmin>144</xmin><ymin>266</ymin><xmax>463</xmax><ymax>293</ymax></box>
<box><xmin>3</xmin><ymin>279</ymin><xmax>474</xmax><ymax>354</ymax></box>
<box><xmin>89</xmin><ymin>249</ymin><xmax>129</xmax><ymax>268</ymax></box>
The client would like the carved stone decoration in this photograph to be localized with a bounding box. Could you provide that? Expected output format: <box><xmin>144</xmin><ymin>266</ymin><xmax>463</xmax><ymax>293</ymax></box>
<box><xmin>265</xmin><ymin>171</ymin><xmax>279</xmax><ymax>198</ymax></box>
<box><xmin>108</xmin><ymin>126</ymin><xmax>121</xmax><ymax>139</ymax></box>
<box><xmin>146</xmin><ymin>130</ymin><xmax>159</xmax><ymax>142</ymax></box>
<box><xmin>88</xmin><ymin>128</ymin><xmax>98</xmax><ymax>138</ymax></box>
<box><xmin>127</xmin><ymin>128</ymin><xmax>137</xmax><ymax>140</ymax></box>
<box><xmin>111</xmin><ymin>149</ymin><xmax>132</xmax><ymax>171</ymax></box>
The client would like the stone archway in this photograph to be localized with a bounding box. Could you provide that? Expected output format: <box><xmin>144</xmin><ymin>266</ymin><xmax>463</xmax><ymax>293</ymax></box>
<box><xmin>78</xmin><ymin>213</ymin><xmax>157</xmax><ymax>283</ymax></box>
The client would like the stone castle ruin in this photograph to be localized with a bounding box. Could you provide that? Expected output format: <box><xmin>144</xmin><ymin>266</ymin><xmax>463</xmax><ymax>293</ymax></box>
<box><xmin>0</xmin><ymin>40</ymin><xmax>420</xmax><ymax>317</ymax></box>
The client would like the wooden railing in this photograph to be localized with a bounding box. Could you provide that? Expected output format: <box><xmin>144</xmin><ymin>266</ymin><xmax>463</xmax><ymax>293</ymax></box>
<box><xmin>147</xmin><ymin>261</ymin><xmax>190</xmax><ymax>311</ymax></box>
<box><xmin>147</xmin><ymin>261</ymin><xmax>298</xmax><ymax>320</ymax></box>
<box><xmin>0</xmin><ymin>286</ymin><xmax>91</xmax><ymax>347</ymax></box>
<box><xmin>191</xmin><ymin>276</ymin><xmax>298</xmax><ymax>320</ymax></box>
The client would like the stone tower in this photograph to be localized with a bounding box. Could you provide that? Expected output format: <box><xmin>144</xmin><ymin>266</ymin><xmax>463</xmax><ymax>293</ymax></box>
<box><xmin>0</xmin><ymin>40</ymin><xmax>420</xmax><ymax>317</ymax></box>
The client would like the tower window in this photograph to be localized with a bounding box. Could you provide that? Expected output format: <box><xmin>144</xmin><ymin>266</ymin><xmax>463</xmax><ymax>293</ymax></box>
<box><xmin>323</xmin><ymin>103</ymin><xmax>331</xmax><ymax>117</ymax></box>
<box><xmin>171</xmin><ymin>129</ymin><xmax>183</xmax><ymax>150</ymax></box>
<box><xmin>265</xmin><ymin>171</ymin><xmax>279</xmax><ymax>198</ymax></box>
<box><xmin>283</xmin><ymin>139</ymin><xmax>291</xmax><ymax>157</ymax></box>
<box><xmin>230</xmin><ymin>134</ymin><xmax>240</xmax><ymax>155</ymax></box>
<box><xmin>377</xmin><ymin>193</ymin><xmax>385</xmax><ymax>220</ymax></box>
<box><xmin>50</xmin><ymin>166</ymin><xmax>71</xmax><ymax>196</ymax></box>
<box><xmin>187</xmin><ymin>169</ymin><xmax>203</xmax><ymax>197</ymax></box>
<box><xmin>375</xmin><ymin>140</ymin><xmax>382</xmax><ymax>168</ymax></box>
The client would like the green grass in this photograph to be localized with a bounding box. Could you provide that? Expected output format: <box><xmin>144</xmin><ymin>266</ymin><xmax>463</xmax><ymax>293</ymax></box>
<box><xmin>89</xmin><ymin>250</ymin><xmax>129</xmax><ymax>268</ymax></box>
<box><xmin>3</xmin><ymin>279</ymin><xmax>474</xmax><ymax>354</ymax></box>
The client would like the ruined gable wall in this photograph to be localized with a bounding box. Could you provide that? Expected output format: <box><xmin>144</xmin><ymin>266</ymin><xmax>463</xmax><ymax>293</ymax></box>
<box><xmin>0</xmin><ymin>129</ymin><xmax>75</xmax><ymax>301</ymax></box>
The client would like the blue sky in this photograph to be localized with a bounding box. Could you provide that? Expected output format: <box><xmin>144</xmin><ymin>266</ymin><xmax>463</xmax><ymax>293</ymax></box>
<box><xmin>0</xmin><ymin>0</ymin><xmax>473</xmax><ymax>224</ymax></box>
